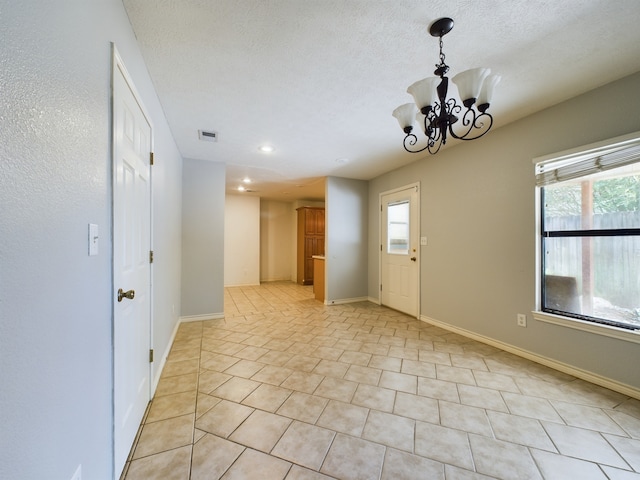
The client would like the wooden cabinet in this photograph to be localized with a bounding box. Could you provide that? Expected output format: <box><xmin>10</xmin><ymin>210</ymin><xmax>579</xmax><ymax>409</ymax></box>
<box><xmin>296</xmin><ymin>207</ymin><xmax>325</xmax><ymax>285</ymax></box>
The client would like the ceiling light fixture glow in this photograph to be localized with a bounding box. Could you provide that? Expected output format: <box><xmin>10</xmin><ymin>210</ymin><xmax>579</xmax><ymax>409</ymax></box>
<box><xmin>258</xmin><ymin>145</ymin><xmax>275</xmax><ymax>153</ymax></box>
<box><xmin>237</xmin><ymin>186</ymin><xmax>245</xmax><ymax>191</ymax></box>
<box><xmin>392</xmin><ymin>17</ymin><xmax>500</xmax><ymax>155</ymax></box>
<box><xmin>243</xmin><ymin>177</ymin><xmax>251</xmax><ymax>183</ymax></box>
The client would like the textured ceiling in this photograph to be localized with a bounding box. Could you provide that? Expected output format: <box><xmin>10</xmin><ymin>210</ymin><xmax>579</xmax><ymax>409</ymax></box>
<box><xmin>123</xmin><ymin>0</ymin><xmax>640</xmax><ymax>201</ymax></box>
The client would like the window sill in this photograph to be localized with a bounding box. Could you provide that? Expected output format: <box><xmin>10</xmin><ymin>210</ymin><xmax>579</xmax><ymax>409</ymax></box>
<box><xmin>532</xmin><ymin>311</ymin><xmax>640</xmax><ymax>344</ymax></box>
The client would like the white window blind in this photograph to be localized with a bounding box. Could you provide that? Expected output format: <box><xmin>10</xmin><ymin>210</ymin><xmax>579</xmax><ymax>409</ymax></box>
<box><xmin>535</xmin><ymin>134</ymin><xmax>640</xmax><ymax>187</ymax></box>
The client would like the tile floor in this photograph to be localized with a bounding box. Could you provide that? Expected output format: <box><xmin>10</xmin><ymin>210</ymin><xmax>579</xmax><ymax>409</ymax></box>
<box><xmin>120</xmin><ymin>282</ymin><xmax>640</xmax><ymax>480</ymax></box>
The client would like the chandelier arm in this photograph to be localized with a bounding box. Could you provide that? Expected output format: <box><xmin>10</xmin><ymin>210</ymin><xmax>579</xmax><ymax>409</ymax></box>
<box><xmin>402</xmin><ymin>133</ymin><xmax>430</xmax><ymax>154</ymax></box>
<box><xmin>427</xmin><ymin>134</ymin><xmax>443</xmax><ymax>154</ymax></box>
<box><xmin>448</xmin><ymin>107</ymin><xmax>477</xmax><ymax>139</ymax></box>
<box><xmin>462</xmin><ymin>111</ymin><xmax>494</xmax><ymax>140</ymax></box>
<box><xmin>430</xmin><ymin>101</ymin><xmax>442</xmax><ymax>121</ymax></box>
<box><xmin>449</xmin><ymin>109</ymin><xmax>494</xmax><ymax>141</ymax></box>
<box><xmin>445</xmin><ymin>98</ymin><xmax>461</xmax><ymax>129</ymax></box>
<box><xmin>424</xmin><ymin>120</ymin><xmax>443</xmax><ymax>154</ymax></box>
<box><xmin>447</xmin><ymin>98</ymin><xmax>461</xmax><ymax>114</ymax></box>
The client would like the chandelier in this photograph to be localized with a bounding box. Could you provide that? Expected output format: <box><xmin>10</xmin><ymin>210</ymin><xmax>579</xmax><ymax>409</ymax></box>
<box><xmin>392</xmin><ymin>17</ymin><xmax>500</xmax><ymax>154</ymax></box>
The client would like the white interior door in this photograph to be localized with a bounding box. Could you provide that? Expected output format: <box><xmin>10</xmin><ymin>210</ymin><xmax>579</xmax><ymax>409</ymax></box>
<box><xmin>112</xmin><ymin>49</ymin><xmax>152</xmax><ymax>476</ymax></box>
<box><xmin>380</xmin><ymin>184</ymin><xmax>420</xmax><ymax>316</ymax></box>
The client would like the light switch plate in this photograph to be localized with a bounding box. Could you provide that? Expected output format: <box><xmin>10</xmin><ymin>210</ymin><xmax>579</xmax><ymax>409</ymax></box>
<box><xmin>89</xmin><ymin>224</ymin><xmax>99</xmax><ymax>256</ymax></box>
<box><xmin>420</xmin><ymin>236</ymin><xmax>427</xmax><ymax>246</ymax></box>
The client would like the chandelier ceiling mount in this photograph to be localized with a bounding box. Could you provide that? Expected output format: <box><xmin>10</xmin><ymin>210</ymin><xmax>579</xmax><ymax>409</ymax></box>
<box><xmin>429</xmin><ymin>16</ymin><xmax>454</xmax><ymax>38</ymax></box>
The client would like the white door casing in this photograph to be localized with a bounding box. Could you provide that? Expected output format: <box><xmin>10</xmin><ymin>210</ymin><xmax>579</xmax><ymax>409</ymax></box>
<box><xmin>380</xmin><ymin>184</ymin><xmax>420</xmax><ymax>317</ymax></box>
<box><xmin>112</xmin><ymin>47</ymin><xmax>152</xmax><ymax>476</ymax></box>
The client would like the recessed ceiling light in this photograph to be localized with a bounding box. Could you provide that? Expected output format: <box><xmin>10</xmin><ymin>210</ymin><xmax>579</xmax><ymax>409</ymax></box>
<box><xmin>237</xmin><ymin>186</ymin><xmax>245</xmax><ymax>192</ymax></box>
<box><xmin>259</xmin><ymin>145</ymin><xmax>275</xmax><ymax>153</ymax></box>
<box><xmin>243</xmin><ymin>177</ymin><xmax>251</xmax><ymax>184</ymax></box>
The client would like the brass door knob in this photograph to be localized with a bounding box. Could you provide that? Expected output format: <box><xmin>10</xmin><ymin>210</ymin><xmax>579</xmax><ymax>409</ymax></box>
<box><xmin>117</xmin><ymin>288</ymin><xmax>135</xmax><ymax>302</ymax></box>
<box><xmin>410</xmin><ymin>257</ymin><xmax>417</xmax><ymax>262</ymax></box>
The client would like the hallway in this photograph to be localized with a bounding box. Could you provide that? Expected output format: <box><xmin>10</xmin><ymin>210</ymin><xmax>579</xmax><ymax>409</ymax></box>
<box><xmin>121</xmin><ymin>282</ymin><xmax>640</xmax><ymax>479</ymax></box>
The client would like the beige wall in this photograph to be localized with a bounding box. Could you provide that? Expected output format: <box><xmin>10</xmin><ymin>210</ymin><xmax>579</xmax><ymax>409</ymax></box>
<box><xmin>225</xmin><ymin>194</ymin><xmax>261</xmax><ymax>286</ymax></box>
<box><xmin>260</xmin><ymin>199</ymin><xmax>294</xmax><ymax>282</ymax></box>
<box><xmin>368</xmin><ymin>72</ymin><xmax>640</xmax><ymax>391</ymax></box>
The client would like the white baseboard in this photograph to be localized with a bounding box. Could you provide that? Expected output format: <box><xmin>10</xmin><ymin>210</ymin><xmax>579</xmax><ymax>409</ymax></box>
<box><xmin>421</xmin><ymin>315</ymin><xmax>640</xmax><ymax>400</ymax></box>
<box><xmin>151</xmin><ymin>312</ymin><xmax>224</xmax><ymax>394</ymax></box>
<box><xmin>179</xmin><ymin>313</ymin><xmax>225</xmax><ymax>322</ymax></box>
<box><xmin>326</xmin><ymin>296</ymin><xmax>369</xmax><ymax>305</ymax></box>
<box><xmin>150</xmin><ymin>318</ymin><xmax>181</xmax><ymax>396</ymax></box>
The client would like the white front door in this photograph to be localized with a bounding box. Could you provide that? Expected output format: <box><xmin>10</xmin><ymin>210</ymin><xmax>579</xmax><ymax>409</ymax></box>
<box><xmin>112</xmin><ymin>48</ymin><xmax>152</xmax><ymax>476</ymax></box>
<box><xmin>380</xmin><ymin>184</ymin><xmax>420</xmax><ymax>316</ymax></box>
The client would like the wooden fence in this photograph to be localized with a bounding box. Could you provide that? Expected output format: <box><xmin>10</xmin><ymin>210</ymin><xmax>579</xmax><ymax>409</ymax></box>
<box><xmin>545</xmin><ymin>212</ymin><xmax>640</xmax><ymax>310</ymax></box>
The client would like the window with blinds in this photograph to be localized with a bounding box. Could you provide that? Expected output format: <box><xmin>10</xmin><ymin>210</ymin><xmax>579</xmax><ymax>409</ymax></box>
<box><xmin>535</xmin><ymin>133</ymin><xmax>640</xmax><ymax>331</ymax></box>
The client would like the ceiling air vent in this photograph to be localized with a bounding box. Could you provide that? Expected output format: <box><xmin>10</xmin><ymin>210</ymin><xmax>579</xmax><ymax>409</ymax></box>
<box><xmin>198</xmin><ymin>130</ymin><xmax>218</xmax><ymax>142</ymax></box>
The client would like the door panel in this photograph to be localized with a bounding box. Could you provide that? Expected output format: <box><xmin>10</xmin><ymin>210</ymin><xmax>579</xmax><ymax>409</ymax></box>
<box><xmin>113</xmin><ymin>51</ymin><xmax>152</xmax><ymax>477</ymax></box>
<box><xmin>312</xmin><ymin>236</ymin><xmax>324</xmax><ymax>256</ymax></box>
<box><xmin>380</xmin><ymin>186</ymin><xmax>419</xmax><ymax>316</ymax></box>
<box><xmin>314</xmin><ymin>209</ymin><xmax>325</xmax><ymax>236</ymax></box>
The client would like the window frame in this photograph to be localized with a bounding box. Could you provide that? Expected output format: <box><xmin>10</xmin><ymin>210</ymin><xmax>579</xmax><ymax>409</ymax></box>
<box><xmin>533</xmin><ymin>131</ymin><xmax>640</xmax><ymax>344</ymax></box>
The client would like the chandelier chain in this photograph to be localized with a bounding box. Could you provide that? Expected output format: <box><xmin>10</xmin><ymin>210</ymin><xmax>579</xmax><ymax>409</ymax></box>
<box><xmin>437</xmin><ymin>36</ymin><xmax>446</xmax><ymax>71</ymax></box>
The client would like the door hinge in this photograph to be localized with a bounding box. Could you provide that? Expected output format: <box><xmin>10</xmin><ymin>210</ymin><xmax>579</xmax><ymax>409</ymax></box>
<box><xmin>149</xmin><ymin>250</ymin><xmax>154</xmax><ymax>263</ymax></box>
<box><xmin>150</xmin><ymin>151</ymin><xmax>154</xmax><ymax>166</ymax></box>
<box><xmin>380</xmin><ymin>244</ymin><xmax>382</xmax><ymax>251</ymax></box>
<box><xmin>380</xmin><ymin>284</ymin><xmax>382</xmax><ymax>291</ymax></box>
<box><xmin>149</xmin><ymin>349</ymin><xmax>154</xmax><ymax>363</ymax></box>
